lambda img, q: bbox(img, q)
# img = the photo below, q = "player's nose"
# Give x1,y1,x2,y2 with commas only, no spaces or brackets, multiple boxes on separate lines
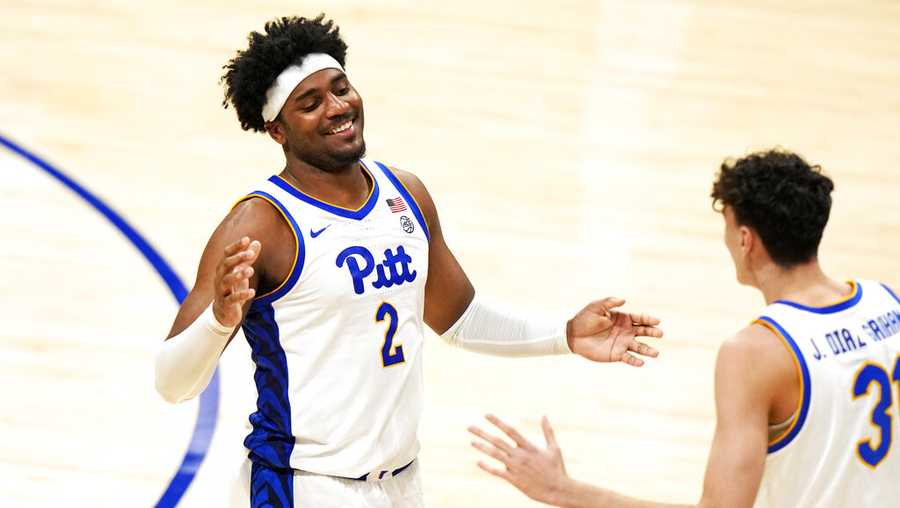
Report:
324,92,351,118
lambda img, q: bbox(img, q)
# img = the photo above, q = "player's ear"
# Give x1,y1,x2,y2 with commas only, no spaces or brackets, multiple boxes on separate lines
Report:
739,225,754,255
265,119,287,146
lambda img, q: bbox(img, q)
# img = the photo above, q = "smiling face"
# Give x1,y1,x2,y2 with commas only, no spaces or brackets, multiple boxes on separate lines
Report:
267,68,365,172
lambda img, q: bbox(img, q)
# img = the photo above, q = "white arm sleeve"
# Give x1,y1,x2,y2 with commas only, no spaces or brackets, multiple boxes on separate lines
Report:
154,305,235,404
439,295,571,357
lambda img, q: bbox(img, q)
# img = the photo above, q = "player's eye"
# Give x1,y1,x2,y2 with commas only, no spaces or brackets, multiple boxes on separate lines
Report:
333,78,352,96
301,99,320,112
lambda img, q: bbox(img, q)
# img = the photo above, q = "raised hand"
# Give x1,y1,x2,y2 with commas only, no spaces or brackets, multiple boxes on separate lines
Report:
469,414,570,506
212,236,261,327
567,297,663,366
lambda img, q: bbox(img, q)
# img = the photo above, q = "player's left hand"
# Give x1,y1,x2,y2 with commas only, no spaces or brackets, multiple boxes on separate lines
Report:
567,297,663,366
469,414,571,506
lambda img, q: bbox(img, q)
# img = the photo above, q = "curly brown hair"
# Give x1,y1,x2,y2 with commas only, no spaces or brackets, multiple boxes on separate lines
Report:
711,148,835,268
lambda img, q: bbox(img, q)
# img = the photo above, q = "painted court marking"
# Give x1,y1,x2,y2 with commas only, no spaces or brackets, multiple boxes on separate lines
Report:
0,133,219,508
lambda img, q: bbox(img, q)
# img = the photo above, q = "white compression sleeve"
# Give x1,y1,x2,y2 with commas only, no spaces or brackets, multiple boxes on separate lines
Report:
154,305,235,403
439,295,571,357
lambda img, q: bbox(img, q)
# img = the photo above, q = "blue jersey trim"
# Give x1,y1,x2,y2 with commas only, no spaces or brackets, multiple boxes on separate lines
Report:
881,283,900,306
242,302,294,470
775,281,862,314
0,133,219,508
268,163,379,220
757,316,812,454
374,161,431,242
243,191,305,305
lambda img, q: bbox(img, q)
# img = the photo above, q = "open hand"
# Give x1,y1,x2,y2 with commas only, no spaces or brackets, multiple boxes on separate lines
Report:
212,236,261,327
469,414,570,506
567,297,663,366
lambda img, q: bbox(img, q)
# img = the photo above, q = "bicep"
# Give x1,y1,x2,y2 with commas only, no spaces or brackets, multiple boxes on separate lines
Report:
697,340,771,508
423,226,474,333
699,417,768,508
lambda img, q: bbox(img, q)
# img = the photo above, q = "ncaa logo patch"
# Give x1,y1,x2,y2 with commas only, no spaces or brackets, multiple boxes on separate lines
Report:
400,215,415,234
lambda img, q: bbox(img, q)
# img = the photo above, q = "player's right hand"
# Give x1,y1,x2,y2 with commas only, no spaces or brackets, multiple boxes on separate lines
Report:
566,297,663,367
212,236,261,327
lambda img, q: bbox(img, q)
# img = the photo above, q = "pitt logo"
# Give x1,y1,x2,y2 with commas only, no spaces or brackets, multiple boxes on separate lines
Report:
336,245,417,295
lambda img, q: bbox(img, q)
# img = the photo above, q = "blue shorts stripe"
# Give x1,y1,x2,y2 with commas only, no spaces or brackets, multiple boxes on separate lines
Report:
250,462,294,508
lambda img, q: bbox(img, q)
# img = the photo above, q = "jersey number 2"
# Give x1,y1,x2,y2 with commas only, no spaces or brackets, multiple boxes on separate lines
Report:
853,355,900,468
376,302,405,367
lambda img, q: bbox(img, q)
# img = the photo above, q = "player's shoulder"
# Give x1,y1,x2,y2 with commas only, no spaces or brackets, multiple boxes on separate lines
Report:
720,323,777,361
377,163,437,220
365,158,428,200
730,319,793,353
713,322,797,403
717,321,796,377
381,164,427,195
230,193,287,227
206,193,295,253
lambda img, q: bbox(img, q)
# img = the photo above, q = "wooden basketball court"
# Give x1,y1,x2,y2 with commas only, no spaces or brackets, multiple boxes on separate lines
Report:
2,1,898,506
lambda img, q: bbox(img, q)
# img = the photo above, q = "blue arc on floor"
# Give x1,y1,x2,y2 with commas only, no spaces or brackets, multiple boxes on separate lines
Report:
0,133,219,508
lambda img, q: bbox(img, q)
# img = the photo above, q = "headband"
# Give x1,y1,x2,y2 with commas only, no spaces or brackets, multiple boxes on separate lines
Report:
261,53,344,122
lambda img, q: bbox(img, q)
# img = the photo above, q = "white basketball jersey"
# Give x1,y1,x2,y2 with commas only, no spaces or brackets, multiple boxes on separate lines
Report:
237,159,430,478
754,280,900,507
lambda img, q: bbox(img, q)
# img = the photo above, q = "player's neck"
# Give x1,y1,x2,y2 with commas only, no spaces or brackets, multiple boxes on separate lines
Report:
755,261,849,306
281,158,372,209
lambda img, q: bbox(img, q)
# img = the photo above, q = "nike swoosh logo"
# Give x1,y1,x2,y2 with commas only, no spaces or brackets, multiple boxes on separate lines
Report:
310,225,330,238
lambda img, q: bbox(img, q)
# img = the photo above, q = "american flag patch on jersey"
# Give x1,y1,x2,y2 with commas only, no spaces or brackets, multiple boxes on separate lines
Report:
386,197,408,213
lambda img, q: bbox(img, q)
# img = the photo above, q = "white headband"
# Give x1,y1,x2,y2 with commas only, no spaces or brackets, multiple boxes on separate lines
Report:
261,53,344,122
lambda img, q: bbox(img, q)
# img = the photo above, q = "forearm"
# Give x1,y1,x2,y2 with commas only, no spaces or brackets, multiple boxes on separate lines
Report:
155,305,235,403
439,295,570,357
554,478,694,508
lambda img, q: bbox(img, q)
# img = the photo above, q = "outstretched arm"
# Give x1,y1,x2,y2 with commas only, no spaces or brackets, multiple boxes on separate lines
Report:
393,168,662,364
469,325,788,507
470,414,693,508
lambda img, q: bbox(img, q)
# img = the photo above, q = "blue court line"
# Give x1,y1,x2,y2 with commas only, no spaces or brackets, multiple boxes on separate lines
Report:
0,133,220,507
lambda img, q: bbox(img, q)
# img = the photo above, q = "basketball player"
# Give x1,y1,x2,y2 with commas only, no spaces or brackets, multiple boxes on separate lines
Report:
153,15,663,507
469,149,900,507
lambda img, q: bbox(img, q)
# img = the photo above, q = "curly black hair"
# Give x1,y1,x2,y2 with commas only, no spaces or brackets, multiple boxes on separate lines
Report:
221,15,348,132
711,148,835,268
